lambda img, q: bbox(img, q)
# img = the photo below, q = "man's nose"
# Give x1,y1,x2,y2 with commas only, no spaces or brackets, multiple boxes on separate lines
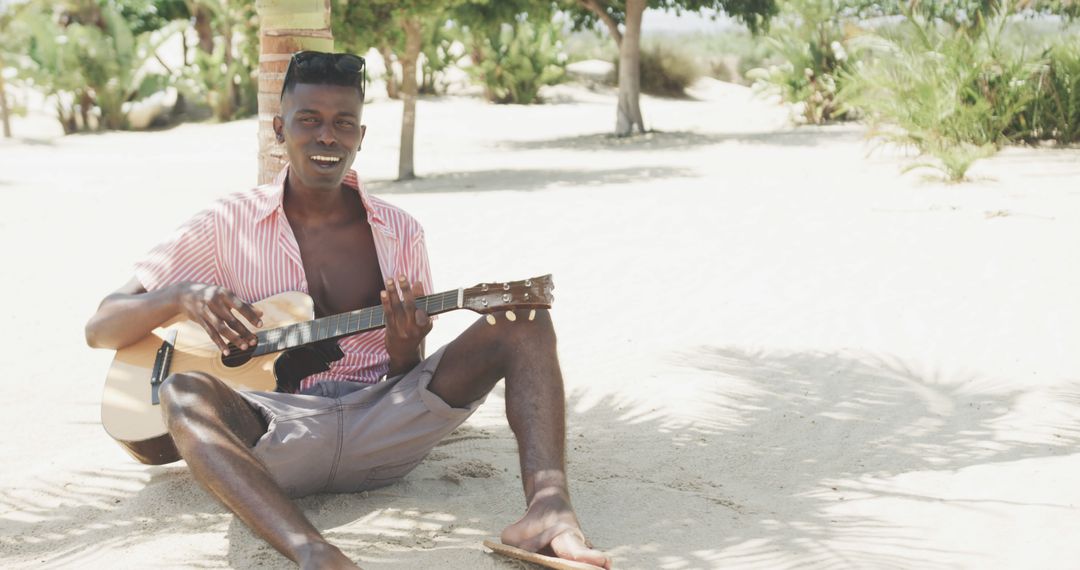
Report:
317,123,336,146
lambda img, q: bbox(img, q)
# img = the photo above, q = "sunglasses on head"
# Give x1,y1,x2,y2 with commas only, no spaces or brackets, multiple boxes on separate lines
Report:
281,51,367,98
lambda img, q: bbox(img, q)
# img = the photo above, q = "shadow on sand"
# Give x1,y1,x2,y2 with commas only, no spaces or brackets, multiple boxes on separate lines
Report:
366,166,699,195
4,347,1078,568
496,128,864,153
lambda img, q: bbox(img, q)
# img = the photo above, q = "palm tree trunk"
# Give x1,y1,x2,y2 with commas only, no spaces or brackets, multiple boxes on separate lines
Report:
255,0,334,184
615,0,645,136
397,16,422,181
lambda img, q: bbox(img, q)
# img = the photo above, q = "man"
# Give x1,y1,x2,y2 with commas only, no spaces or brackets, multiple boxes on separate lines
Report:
84,51,610,570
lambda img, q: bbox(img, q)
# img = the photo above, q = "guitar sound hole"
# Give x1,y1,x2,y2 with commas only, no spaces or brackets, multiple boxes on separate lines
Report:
221,346,255,368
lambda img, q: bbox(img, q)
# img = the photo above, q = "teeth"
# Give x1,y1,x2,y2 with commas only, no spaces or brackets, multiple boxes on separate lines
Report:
311,155,341,163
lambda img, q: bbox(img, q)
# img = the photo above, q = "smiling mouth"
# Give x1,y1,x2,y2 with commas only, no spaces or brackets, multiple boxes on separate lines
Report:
310,154,343,168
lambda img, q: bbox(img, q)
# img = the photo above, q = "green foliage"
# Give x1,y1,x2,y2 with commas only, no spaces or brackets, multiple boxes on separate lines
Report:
114,0,189,35
18,0,181,131
467,19,567,104
842,7,1045,180
178,0,258,121
1014,41,1080,143
420,19,464,95
563,0,779,35
747,0,859,124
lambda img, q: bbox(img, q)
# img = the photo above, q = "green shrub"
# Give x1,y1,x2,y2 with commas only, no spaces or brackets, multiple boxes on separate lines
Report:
843,9,1046,180
420,20,463,95
1014,42,1080,143
747,0,859,124
467,19,566,105
19,0,181,131
633,41,704,97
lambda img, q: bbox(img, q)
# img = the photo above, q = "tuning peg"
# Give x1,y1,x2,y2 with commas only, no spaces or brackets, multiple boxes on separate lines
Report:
505,310,516,321
486,314,497,325
528,309,536,321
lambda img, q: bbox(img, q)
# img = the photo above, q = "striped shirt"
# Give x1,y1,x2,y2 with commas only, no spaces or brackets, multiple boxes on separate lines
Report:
134,165,433,391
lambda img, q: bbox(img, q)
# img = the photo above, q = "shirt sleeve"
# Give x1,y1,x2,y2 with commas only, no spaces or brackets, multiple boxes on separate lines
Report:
408,228,435,299
134,208,221,292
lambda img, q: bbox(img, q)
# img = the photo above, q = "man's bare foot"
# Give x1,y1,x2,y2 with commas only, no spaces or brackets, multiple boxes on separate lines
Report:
501,488,612,569
297,541,361,570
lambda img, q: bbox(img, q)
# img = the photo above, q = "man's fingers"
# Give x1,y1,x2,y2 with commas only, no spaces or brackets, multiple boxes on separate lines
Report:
380,288,395,327
415,309,432,329
386,278,405,317
211,303,256,346
206,310,248,350
227,293,263,328
196,316,229,355
399,276,418,313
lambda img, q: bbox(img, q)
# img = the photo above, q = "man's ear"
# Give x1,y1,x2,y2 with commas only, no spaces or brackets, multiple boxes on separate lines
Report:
358,124,367,151
273,115,284,142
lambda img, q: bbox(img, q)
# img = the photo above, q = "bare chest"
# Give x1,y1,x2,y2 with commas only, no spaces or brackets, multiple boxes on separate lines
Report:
290,219,385,317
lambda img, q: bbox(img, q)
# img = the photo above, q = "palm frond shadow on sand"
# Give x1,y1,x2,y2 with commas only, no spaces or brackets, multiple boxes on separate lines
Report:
5,347,1077,569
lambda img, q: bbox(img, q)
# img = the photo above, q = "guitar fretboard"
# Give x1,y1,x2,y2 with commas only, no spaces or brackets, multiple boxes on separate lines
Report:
251,290,460,356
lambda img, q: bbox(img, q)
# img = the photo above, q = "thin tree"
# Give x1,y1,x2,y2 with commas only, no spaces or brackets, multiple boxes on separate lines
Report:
255,0,335,184
335,1,446,181
565,0,777,136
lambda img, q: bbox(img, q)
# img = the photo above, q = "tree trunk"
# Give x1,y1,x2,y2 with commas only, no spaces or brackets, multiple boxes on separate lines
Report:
379,42,399,99
470,38,494,102
193,6,215,54
255,0,334,185
0,55,11,139
397,16,422,181
219,17,236,121
615,0,645,136
579,0,622,47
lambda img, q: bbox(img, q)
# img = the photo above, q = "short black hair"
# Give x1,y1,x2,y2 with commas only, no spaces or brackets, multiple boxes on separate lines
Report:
280,51,366,101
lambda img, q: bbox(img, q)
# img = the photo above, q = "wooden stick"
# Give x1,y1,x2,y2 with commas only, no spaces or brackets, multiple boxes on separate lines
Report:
483,539,608,570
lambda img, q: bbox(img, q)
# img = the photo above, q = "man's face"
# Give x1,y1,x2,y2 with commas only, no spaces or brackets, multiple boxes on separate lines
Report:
274,83,366,191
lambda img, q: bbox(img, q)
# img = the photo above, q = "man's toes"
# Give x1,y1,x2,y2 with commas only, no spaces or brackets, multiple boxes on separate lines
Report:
550,530,611,569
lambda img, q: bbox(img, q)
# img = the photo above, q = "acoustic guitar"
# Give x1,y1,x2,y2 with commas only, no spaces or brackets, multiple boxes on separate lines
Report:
101,275,554,465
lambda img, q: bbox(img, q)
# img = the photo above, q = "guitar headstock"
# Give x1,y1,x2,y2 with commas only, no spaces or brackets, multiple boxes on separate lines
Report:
462,275,554,314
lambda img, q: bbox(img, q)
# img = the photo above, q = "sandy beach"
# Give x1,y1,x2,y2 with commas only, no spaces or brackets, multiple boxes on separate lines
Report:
1,78,1079,569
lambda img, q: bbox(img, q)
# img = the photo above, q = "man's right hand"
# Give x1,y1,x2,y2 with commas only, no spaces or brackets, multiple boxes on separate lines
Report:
176,283,264,355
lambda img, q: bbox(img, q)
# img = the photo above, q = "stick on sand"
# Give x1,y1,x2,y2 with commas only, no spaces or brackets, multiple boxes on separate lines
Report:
483,539,609,570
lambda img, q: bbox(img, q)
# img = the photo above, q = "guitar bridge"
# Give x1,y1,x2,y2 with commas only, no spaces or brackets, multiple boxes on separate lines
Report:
149,330,178,405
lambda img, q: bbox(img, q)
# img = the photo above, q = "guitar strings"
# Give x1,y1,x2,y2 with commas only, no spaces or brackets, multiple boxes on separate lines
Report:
174,291,462,354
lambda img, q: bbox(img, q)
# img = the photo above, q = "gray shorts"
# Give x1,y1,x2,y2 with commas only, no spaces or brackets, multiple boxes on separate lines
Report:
238,347,484,498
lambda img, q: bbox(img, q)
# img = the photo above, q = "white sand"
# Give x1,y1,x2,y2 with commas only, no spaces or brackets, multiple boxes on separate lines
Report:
1,79,1079,569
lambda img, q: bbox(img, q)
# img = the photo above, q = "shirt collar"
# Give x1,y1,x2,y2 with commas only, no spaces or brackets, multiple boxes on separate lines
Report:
255,164,391,235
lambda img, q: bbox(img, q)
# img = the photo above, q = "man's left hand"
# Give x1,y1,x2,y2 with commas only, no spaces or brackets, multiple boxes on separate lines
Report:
382,275,432,375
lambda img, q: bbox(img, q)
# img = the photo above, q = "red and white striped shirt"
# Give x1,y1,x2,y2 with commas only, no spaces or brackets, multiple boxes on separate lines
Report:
134,165,433,391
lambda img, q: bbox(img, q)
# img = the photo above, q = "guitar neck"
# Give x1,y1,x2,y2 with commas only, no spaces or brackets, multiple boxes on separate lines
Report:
251,289,461,356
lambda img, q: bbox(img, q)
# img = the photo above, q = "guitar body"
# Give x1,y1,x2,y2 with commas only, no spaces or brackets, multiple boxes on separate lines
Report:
101,291,315,465
98,275,555,466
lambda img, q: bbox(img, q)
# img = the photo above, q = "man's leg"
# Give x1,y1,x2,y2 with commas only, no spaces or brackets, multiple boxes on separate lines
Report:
159,372,358,570
427,309,611,569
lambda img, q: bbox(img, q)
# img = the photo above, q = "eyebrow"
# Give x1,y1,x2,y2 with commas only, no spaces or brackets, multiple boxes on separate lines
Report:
294,109,359,118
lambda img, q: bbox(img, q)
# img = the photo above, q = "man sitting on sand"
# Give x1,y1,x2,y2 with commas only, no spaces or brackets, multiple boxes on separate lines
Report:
84,50,610,570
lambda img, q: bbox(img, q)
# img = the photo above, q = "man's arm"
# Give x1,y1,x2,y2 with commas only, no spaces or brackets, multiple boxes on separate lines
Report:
85,277,263,353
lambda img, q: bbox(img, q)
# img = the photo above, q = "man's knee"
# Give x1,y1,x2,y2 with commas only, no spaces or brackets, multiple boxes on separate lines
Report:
159,371,219,421
496,308,556,348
